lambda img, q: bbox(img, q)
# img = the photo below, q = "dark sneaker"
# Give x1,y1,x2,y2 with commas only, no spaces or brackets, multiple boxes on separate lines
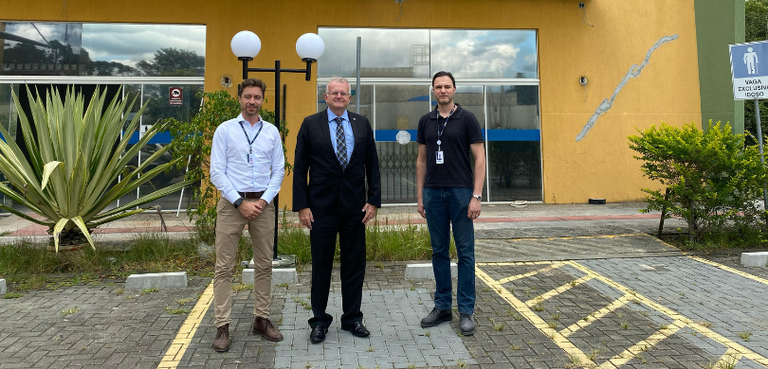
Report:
421,308,452,328
459,313,475,336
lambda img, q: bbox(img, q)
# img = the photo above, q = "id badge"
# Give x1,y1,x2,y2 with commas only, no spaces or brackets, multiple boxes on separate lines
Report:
247,154,254,164
435,150,444,164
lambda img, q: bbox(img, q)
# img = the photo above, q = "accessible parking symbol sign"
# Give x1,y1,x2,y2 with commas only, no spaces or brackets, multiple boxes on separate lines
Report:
730,41,768,100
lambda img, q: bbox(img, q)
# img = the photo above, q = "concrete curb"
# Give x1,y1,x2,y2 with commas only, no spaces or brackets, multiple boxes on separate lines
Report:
125,271,188,290
741,252,768,267
405,262,457,279
241,268,298,285
0,279,6,295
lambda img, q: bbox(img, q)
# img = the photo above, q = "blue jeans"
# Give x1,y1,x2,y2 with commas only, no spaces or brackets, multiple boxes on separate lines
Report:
423,187,476,314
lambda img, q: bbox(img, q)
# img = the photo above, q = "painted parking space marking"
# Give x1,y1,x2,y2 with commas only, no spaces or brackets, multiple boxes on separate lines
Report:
158,281,215,369
689,255,768,285
559,294,633,338
499,261,564,284
475,265,597,367
525,274,593,307
477,259,768,368
598,320,685,369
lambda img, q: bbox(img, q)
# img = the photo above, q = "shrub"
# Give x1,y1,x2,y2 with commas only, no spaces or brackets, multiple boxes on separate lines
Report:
628,121,768,242
0,86,194,251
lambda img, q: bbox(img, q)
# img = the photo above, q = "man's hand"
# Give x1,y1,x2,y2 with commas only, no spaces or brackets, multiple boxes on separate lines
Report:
298,208,314,230
238,199,264,220
417,200,426,219
362,204,378,224
467,197,481,220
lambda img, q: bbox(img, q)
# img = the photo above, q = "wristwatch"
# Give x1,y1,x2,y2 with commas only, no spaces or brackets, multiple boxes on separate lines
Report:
472,194,482,201
233,197,244,208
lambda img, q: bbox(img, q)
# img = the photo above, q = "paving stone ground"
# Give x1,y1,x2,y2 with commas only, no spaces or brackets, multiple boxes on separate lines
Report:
2,203,768,369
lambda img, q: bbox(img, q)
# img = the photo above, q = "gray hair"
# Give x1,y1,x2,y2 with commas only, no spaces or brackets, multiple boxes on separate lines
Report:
325,77,351,95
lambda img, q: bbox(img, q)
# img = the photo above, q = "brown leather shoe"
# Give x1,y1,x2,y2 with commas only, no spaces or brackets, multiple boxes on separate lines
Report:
252,317,283,342
212,324,230,352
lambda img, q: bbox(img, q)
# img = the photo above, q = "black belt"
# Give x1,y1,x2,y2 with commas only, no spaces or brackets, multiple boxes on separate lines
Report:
238,191,264,199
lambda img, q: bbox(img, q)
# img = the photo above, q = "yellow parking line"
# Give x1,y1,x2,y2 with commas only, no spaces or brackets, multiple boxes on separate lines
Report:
560,294,633,338
525,275,593,306
566,261,768,367
477,261,557,266
157,281,215,369
598,320,685,369
498,262,565,284
714,348,743,369
476,266,596,367
504,233,649,242
688,256,768,285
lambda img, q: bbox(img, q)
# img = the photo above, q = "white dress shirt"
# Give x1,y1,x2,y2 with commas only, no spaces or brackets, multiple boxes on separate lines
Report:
210,113,285,205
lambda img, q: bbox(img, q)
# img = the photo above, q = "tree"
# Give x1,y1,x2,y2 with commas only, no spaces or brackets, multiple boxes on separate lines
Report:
136,48,205,76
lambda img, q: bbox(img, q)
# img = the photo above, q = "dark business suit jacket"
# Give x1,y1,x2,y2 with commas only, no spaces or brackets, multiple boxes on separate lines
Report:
293,110,381,215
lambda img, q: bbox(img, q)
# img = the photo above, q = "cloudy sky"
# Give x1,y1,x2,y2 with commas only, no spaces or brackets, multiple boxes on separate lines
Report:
317,28,537,79
4,22,206,68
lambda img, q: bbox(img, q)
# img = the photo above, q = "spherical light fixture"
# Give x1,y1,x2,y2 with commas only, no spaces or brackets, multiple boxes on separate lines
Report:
296,33,325,62
230,31,261,59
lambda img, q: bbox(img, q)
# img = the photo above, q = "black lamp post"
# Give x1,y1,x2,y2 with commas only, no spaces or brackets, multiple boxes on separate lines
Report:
230,31,325,260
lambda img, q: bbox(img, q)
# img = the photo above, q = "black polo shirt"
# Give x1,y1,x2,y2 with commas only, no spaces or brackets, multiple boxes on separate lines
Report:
417,103,484,188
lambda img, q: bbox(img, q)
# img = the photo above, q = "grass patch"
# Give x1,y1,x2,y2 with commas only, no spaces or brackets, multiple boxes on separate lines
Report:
738,331,752,341
0,218,442,293
61,306,79,316
231,283,252,292
663,226,768,252
3,292,23,299
166,306,192,315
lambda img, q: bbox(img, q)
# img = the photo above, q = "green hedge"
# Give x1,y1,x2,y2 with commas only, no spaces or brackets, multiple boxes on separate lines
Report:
628,121,768,242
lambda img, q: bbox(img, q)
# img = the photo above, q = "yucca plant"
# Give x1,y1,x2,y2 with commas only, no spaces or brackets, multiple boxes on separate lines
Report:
0,85,196,252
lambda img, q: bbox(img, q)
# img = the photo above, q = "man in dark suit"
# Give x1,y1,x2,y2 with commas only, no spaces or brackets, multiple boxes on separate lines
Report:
293,76,381,344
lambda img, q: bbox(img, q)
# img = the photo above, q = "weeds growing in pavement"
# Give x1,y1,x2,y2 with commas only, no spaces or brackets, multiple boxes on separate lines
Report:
738,331,752,341
231,283,252,293
61,306,79,316
166,307,191,315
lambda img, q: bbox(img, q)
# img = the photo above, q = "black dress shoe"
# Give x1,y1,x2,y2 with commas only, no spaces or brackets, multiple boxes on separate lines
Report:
341,322,370,337
309,326,328,344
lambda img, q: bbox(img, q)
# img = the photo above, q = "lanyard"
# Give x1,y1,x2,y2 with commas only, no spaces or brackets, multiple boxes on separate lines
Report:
436,104,456,150
239,121,264,155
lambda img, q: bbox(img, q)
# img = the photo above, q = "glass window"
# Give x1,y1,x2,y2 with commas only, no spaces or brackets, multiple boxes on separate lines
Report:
452,84,485,130
1,22,205,77
374,85,429,131
317,27,541,204
431,29,538,79
317,83,372,118
138,84,202,209
486,85,541,202
318,28,430,78
377,142,419,203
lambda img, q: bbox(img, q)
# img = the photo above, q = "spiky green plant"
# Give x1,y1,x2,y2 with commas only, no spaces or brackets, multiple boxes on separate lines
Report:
0,85,195,251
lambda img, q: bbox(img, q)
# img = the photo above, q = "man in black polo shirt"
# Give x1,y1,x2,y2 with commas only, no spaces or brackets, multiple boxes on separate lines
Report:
416,71,486,336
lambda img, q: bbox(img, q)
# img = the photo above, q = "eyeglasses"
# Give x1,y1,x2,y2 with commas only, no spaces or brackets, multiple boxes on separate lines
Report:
328,91,350,97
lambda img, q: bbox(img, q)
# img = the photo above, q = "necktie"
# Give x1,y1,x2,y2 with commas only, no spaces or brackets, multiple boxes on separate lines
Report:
334,117,349,170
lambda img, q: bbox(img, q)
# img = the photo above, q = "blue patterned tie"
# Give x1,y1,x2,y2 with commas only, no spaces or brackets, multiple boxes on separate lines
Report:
334,117,349,170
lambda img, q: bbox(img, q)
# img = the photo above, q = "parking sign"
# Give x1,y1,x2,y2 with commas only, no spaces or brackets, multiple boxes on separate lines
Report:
730,41,768,100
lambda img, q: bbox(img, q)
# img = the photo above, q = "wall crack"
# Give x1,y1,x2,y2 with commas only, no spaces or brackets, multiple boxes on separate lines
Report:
576,34,679,142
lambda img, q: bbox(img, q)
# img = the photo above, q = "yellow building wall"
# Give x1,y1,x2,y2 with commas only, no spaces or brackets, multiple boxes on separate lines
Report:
1,0,701,205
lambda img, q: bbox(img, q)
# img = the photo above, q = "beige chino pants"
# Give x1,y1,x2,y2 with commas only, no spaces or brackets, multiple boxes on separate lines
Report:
213,197,275,327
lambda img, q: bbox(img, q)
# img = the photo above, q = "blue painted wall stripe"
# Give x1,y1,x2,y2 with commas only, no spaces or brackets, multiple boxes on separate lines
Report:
374,129,540,142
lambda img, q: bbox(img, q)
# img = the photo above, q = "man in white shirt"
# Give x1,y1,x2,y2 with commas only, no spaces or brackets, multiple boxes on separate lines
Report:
209,78,286,352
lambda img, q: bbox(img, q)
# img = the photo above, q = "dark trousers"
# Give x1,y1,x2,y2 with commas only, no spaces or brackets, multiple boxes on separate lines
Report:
308,213,366,328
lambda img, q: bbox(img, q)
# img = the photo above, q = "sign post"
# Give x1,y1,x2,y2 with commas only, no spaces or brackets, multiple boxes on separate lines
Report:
730,41,768,210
